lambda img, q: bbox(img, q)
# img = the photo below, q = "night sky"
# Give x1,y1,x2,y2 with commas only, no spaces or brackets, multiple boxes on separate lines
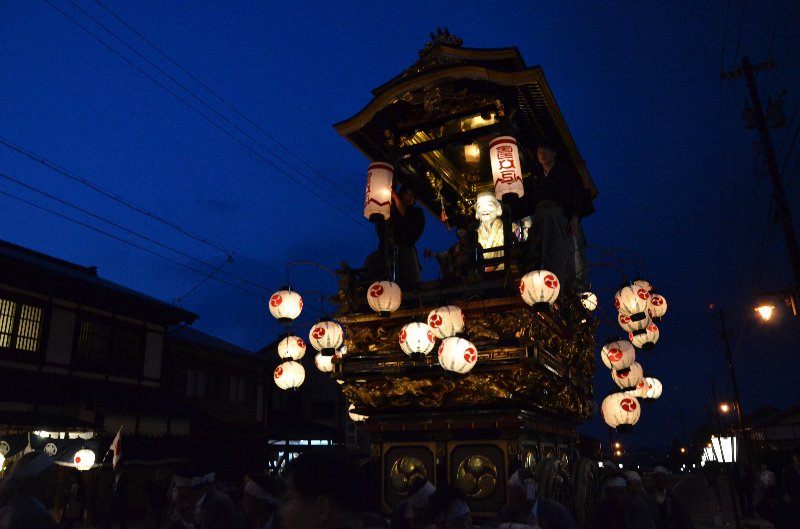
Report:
2,1,799,450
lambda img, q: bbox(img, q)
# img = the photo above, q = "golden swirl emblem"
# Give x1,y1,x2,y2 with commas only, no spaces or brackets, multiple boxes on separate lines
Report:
455,455,497,499
390,457,428,495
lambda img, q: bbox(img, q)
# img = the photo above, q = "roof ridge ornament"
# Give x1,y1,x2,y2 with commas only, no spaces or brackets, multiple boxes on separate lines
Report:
419,27,463,56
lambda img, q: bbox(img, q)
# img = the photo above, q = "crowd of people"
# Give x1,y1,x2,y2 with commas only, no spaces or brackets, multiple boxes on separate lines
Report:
3,448,800,529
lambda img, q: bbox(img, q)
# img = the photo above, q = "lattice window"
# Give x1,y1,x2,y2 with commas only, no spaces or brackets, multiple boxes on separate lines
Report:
0,297,43,352
77,317,112,364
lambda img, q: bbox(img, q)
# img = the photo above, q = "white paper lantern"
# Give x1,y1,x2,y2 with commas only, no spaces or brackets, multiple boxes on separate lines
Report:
614,285,650,321
399,322,436,357
520,270,560,310
427,305,465,339
580,292,598,311
629,322,659,350
277,334,306,360
73,448,95,471
367,281,402,315
625,378,650,398
438,337,478,374
648,293,668,321
363,162,393,221
489,136,524,200
611,362,644,389
309,319,344,354
348,403,368,422
617,312,651,333
644,377,663,399
601,393,641,429
600,340,636,370
274,360,305,390
268,289,303,324
314,352,341,373
632,279,653,292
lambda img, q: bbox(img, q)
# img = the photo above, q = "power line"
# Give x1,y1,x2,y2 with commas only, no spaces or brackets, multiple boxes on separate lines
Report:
0,187,265,299
0,136,232,256
732,0,748,67
90,0,360,206
41,0,367,229
0,169,273,294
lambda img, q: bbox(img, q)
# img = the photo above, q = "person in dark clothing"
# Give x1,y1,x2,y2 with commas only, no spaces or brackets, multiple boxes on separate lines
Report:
734,464,756,519
591,474,653,529
59,474,85,528
756,485,792,528
519,143,593,292
168,462,240,529
649,467,692,529
0,451,60,529
491,469,577,529
390,186,425,289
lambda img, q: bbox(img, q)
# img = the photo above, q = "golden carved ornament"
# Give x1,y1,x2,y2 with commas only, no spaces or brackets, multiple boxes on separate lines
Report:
456,455,498,499
390,457,428,496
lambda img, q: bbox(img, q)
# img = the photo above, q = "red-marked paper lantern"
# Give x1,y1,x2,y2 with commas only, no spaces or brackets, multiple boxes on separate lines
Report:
581,292,598,311
520,270,560,311
277,334,306,361
309,319,344,355
438,337,478,374
629,322,659,350
644,377,663,399
399,322,436,357
73,448,96,471
314,352,340,373
489,136,524,200
274,360,305,390
367,281,402,316
602,393,641,429
600,339,635,370
648,293,668,321
611,362,644,389
615,285,650,321
364,162,393,222
617,312,652,334
625,378,650,398
427,305,465,339
268,289,303,324
632,279,653,293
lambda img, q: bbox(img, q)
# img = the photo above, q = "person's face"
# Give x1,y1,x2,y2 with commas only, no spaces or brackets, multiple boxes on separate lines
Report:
401,189,416,207
475,196,501,222
537,146,556,167
278,475,321,529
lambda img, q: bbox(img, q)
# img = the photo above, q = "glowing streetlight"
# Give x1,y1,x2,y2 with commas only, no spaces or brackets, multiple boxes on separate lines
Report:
679,447,686,454
755,304,775,321
720,403,730,413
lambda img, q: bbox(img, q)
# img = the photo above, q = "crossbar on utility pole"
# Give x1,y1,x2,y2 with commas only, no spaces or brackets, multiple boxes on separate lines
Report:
721,57,800,288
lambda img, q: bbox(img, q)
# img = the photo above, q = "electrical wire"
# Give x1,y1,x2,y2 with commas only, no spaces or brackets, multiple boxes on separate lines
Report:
90,0,359,205
732,0,748,67
0,188,265,299
40,0,368,230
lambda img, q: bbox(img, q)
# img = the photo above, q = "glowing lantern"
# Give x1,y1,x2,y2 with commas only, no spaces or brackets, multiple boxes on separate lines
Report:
309,319,344,355
399,322,436,357
274,360,305,390
277,334,306,360
427,305,465,339
617,312,651,333
268,288,303,324
314,352,339,373
629,322,659,350
632,279,653,292
648,293,668,321
348,403,368,422
614,285,650,321
625,378,650,398
611,362,644,389
600,339,635,370
580,292,598,311
489,136,524,200
363,162,393,222
367,281,402,316
73,448,96,471
464,144,481,164
520,270,560,311
438,337,478,374
601,393,641,429
644,377,663,399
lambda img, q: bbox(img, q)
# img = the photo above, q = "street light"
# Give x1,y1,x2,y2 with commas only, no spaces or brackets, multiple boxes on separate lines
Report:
754,304,775,322
720,403,731,413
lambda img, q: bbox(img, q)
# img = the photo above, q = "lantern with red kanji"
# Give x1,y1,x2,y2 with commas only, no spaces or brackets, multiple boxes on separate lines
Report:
277,334,306,361
602,392,642,429
629,322,659,350
611,361,644,389
268,288,303,324
520,270,560,311
600,339,635,370
274,360,305,390
438,337,478,374
427,305,465,339
644,377,663,399
615,285,650,321
366,281,402,316
399,322,436,357
308,318,344,355
489,136,524,200
648,293,668,322
363,162,393,222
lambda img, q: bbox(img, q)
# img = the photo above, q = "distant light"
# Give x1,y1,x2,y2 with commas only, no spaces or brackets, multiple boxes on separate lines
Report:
720,403,730,413
598,461,604,468
613,442,621,449
755,304,775,321
680,447,686,454
619,464,624,469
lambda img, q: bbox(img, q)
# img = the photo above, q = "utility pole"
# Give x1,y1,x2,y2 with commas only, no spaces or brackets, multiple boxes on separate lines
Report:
722,57,800,293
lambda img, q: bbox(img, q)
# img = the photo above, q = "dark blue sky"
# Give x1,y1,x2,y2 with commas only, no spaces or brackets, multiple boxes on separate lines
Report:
2,1,799,449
